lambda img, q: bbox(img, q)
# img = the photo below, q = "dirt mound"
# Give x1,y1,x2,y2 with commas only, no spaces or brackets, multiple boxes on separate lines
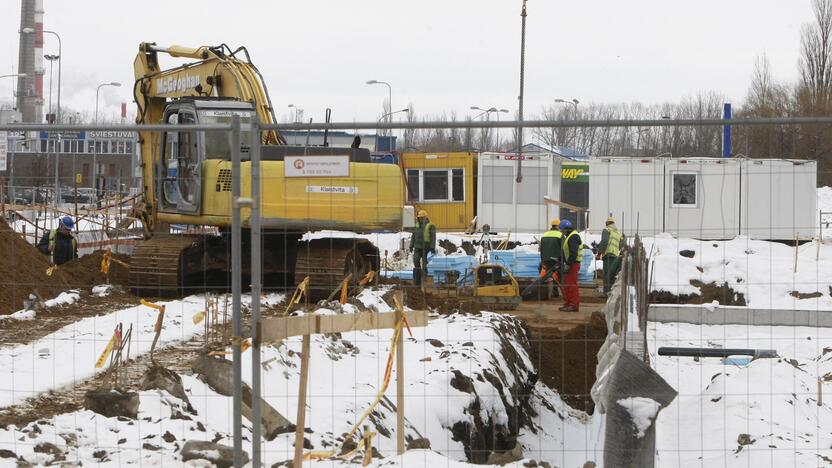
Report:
649,280,746,306
59,250,130,289
0,220,69,315
528,311,607,413
403,287,482,314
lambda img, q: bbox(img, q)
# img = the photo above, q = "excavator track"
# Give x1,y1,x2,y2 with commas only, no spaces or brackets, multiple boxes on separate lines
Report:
295,238,380,299
129,235,202,297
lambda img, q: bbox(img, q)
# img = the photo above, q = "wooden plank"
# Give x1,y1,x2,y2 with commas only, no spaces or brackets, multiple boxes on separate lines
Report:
293,334,311,468
396,306,405,454
260,310,428,342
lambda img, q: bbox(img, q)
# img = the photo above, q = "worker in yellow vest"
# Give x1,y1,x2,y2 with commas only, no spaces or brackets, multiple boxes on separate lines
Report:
597,215,622,295
559,219,582,312
37,216,78,265
539,219,563,297
409,210,436,286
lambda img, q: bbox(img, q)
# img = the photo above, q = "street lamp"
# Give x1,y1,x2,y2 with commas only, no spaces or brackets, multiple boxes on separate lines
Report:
0,73,26,103
22,28,62,123
94,82,121,196
288,104,303,123
470,106,509,151
377,107,409,123
44,55,59,121
554,98,579,115
366,80,393,134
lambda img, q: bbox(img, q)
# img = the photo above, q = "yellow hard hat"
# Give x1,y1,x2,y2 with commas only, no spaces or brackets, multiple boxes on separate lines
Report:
606,216,615,225
417,210,428,218
550,218,560,227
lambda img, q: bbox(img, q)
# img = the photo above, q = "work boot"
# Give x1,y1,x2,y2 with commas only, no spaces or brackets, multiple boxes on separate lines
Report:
561,305,579,312
558,305,570,311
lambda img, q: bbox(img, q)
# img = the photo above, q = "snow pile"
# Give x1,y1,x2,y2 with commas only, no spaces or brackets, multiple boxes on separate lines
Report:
616,397,660,438
820,186,832,239
0,289,599,466
644,234,832,309
650,321,832,467
0,293,282,408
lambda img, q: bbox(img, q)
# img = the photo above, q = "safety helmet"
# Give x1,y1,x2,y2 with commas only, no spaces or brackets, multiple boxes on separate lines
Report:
417,210,428,218
606,215,615,225
550,218,560,228
559,219,572,230
60,216,75,230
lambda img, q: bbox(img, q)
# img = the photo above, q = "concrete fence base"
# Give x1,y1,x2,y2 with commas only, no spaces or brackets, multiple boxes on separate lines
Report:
649,304,832,327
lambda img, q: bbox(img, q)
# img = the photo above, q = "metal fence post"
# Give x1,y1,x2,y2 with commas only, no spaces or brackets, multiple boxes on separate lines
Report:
230,115,243,467
250,115,263,466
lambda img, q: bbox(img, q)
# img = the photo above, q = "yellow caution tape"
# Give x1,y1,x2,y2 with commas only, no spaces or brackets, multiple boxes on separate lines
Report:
95,332,118,369
192,311,206,325
46,266,57,276
100,251,111,274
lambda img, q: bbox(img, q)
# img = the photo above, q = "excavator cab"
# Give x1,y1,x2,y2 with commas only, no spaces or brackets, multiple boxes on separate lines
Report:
158,100,253,215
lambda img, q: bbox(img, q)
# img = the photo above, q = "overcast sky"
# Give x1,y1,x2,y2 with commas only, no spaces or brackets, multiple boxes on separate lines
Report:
0,0,815,123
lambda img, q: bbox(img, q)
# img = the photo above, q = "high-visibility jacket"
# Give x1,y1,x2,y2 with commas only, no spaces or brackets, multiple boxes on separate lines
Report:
411,219,436,251
539,229,563,263
602,226,622,257
562,230,583,264
42,228,77,265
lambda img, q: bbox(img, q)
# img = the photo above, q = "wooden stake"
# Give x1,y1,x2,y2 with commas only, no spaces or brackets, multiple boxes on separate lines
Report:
395,290,406,455
819,378,823,407
294,334,311,467
794,232,799,273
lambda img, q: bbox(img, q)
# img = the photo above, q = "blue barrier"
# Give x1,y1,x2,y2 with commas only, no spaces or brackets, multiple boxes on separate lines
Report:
488,251,541,278
426,255,478,286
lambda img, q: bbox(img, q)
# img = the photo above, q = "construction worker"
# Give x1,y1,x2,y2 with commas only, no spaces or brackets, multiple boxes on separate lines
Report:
597,215,623,295
37,216,77,266
539,218,563,297
409,210,436,286
559,219,582,312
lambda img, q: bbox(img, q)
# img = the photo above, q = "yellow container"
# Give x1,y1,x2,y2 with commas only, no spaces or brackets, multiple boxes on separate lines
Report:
400,152,477,230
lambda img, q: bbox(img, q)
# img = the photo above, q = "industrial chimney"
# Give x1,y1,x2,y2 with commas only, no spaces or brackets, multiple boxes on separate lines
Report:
16,0,44,123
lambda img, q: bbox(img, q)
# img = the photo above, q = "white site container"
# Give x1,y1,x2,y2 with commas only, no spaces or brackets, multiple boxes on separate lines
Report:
588,157,816,240
741,159,817,240
663,158,741,238
477,152,562,232
588,157,663,235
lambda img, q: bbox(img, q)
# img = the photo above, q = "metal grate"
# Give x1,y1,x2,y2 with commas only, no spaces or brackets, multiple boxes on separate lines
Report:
216,169,232,192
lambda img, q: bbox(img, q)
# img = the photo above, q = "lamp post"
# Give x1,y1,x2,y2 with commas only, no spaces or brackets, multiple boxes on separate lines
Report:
366,80,392,135
94,82,121,195
22,28,61,123
0,73,26,105
44,55,58,121
554,98,579,115
376,108,409,152
287,104,303,124
554,98,580,148
470,106,509,151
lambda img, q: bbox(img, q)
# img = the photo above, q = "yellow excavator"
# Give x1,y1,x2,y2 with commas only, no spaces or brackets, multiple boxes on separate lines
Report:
130,43,405,296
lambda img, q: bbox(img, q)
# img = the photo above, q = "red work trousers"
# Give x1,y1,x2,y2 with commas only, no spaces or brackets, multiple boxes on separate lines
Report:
562,262,581,308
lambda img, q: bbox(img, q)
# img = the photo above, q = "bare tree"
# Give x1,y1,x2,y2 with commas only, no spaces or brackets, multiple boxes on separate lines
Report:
800,0,832,104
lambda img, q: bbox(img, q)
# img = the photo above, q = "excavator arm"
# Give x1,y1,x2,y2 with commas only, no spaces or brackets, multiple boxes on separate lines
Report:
132,42,284,232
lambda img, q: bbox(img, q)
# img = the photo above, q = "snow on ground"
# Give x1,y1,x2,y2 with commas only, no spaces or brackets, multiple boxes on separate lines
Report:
649,321,832,467
0,289,599,466
820,186,832,239
0,293,283,409
643,234,832,310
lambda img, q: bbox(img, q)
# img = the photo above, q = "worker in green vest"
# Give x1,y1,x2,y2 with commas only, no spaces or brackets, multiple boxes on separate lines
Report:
37,216,78,265
539,218,563,297
409,210,436,286
597,215,623,295
559,219,583,312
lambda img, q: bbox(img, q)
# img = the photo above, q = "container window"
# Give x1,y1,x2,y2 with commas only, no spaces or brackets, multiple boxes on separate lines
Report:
672,172,697,207
406,169,420,201
482,166,512,203
516,166,546,204
452,169,464,201
423,170,449,201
